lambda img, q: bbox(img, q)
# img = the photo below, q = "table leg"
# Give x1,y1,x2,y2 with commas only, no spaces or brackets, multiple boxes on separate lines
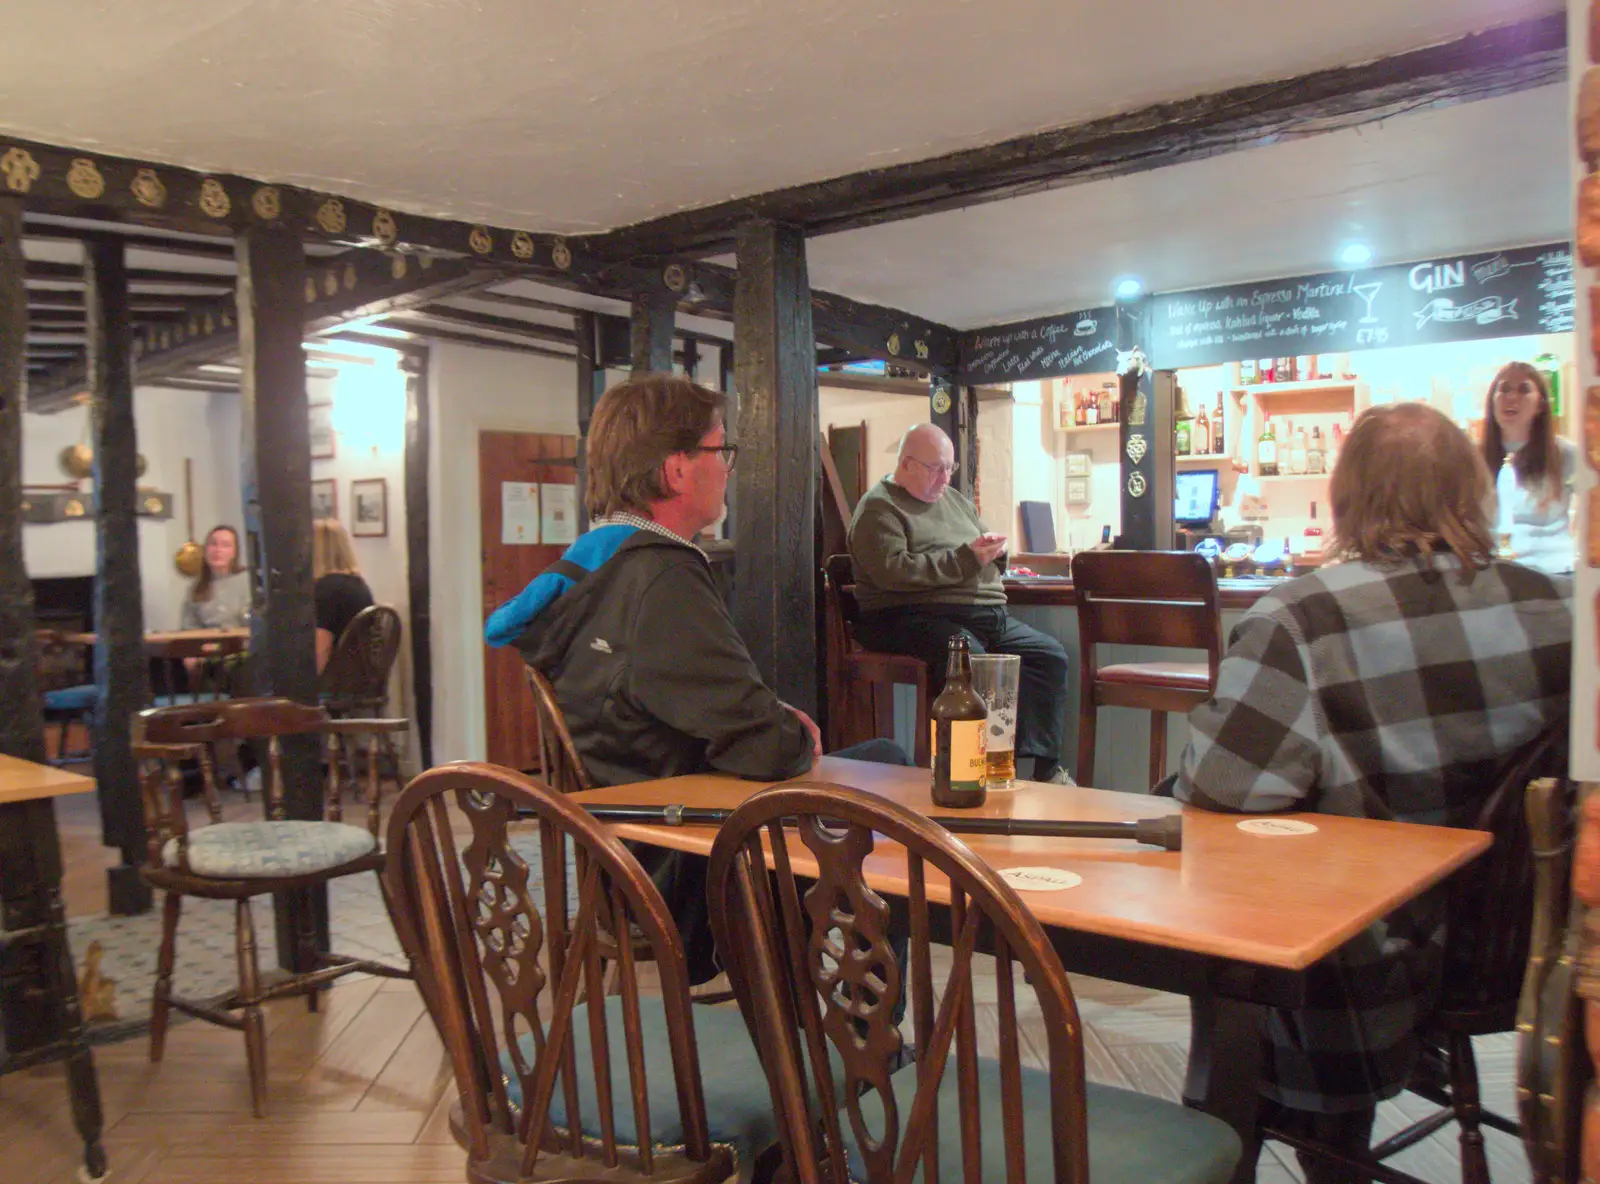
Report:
1185,995,1265,1184
49,887,107,1180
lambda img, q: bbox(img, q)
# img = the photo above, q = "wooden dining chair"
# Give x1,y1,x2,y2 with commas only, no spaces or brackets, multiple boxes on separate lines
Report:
34,628,95,766
382,762,783,1184
705,782,1243,1184
1262,723,1573,1184
823,554,930,765
135,696,413,1116
149,631,251,707
524,666,592,792
1070,550,1222,788
317,604,404,718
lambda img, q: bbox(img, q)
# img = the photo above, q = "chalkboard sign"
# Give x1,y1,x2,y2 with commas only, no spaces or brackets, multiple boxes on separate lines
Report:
1146,242,1573,370
960,306,1116,383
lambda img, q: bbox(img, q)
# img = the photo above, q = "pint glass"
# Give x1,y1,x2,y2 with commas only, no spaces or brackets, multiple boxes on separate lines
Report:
969,654,1021,789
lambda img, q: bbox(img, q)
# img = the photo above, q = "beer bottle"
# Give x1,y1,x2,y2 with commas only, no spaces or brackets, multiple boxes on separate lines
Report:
931,635,988,808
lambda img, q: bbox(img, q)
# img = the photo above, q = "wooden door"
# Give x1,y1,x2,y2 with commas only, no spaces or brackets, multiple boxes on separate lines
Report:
479,430,578,770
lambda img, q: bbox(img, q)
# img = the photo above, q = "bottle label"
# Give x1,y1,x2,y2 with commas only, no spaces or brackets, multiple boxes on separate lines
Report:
932,718,987,792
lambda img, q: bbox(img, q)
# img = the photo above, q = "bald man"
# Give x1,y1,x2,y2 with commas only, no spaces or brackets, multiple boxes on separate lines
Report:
847,423,1071,783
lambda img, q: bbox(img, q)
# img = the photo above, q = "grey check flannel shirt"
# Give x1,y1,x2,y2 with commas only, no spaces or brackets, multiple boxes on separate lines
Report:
1173,553,1571,1112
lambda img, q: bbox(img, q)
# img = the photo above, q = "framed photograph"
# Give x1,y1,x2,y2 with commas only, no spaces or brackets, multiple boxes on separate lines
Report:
1064,450,1093,478
310,478,337,520
1065,477,1091,506
350,478,388,538
308,402,336,461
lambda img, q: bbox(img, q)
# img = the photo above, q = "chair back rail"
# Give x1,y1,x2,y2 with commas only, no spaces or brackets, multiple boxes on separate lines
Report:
1069,551,1223,672
318,605,404,715
824,554,862,632
382,763,725,1181
524,667,593,793
707,782,1091,1184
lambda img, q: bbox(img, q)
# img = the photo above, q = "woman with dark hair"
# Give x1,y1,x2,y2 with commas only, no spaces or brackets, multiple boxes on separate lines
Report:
179,525,249,629
1481,361,1577,574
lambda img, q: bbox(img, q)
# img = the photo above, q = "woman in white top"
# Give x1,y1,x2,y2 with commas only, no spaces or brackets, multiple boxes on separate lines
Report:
1481,361,1576,575
180,525,251,629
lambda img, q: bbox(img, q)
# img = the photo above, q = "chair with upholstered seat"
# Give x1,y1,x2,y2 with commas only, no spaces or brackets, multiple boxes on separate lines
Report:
317,604,403,718
135,696,412,1116
823,554,930,765
706,782,1243,1184
383,762,782,1184
1070,550,1222,788
35,629,95,766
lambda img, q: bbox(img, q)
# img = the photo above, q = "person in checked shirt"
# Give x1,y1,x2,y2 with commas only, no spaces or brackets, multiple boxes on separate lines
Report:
1167,401,1571,1183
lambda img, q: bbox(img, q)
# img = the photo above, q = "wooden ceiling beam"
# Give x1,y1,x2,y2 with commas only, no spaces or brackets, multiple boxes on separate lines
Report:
577,13,1567,258
372,319,577,361
396,303,577,346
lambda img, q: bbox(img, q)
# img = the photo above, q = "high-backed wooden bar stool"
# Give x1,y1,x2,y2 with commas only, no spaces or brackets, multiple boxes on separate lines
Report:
1070,550,1222,788
823,554,930,765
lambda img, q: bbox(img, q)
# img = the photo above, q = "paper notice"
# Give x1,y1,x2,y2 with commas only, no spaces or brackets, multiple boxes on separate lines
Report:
501,482,540,545
541,483,578,545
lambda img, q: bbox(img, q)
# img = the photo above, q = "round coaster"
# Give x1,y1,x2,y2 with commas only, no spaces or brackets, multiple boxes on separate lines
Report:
997,866,1083,892
1236,818,1319,836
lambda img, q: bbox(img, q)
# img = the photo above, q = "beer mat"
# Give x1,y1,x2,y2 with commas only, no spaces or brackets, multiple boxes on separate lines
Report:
997,866,1082,892
1236,818,1318,836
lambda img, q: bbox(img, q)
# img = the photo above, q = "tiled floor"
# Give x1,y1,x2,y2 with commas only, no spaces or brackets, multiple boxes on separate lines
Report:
14,783,1532,1183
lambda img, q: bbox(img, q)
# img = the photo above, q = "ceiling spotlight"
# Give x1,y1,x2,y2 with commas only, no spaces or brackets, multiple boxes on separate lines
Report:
1114,277,1142,300
1339,243,1373,268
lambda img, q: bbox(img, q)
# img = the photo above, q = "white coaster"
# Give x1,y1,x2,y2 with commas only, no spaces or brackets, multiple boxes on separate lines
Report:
1236,818,1319,836
997,866,1083,892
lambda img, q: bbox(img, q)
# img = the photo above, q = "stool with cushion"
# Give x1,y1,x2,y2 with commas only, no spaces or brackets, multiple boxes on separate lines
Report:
823,554,930,765
1070,550,1222,789
136,696,412,1116
706,782,1242,1184
35,629,94,766
383,762,779,1183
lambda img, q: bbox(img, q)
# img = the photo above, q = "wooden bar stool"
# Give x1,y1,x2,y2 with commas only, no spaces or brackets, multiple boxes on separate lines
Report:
1070,550,1222,789
823,554,930,765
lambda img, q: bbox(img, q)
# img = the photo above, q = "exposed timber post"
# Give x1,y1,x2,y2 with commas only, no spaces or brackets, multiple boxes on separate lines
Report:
401,348,433,769
629,281,675,374
574,311,607,533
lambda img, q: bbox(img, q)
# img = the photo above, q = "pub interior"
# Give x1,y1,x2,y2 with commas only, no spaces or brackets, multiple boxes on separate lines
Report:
1,4,1598,1184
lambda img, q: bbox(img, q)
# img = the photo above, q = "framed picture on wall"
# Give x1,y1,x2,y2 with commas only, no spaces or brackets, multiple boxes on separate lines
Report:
308,402,336,461
310,478,337,520
350,478,388,538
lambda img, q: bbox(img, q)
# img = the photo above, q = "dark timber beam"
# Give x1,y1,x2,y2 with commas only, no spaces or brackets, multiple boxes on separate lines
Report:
236,225,323,971
629,281,675,374
732,220,817,714
85,238,151,915
574,311,605,533
580,14,1567,257
403,303,576,347
401,350,434,769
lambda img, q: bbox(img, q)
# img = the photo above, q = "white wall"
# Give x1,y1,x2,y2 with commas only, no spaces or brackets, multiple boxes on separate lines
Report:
429,343,579,763
817,384,928,494
22,386,243,631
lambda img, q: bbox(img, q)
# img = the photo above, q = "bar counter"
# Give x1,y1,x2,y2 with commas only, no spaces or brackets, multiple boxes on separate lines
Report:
1002,574,1287,611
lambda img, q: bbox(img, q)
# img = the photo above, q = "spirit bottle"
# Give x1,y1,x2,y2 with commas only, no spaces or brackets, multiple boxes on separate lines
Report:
1213,395,1225,453
1303,501,1324,555
1074,392,1086,426
1287,423,1308,475
1306,426,1325,475
1194,406,1210,455
1257,415,1279,477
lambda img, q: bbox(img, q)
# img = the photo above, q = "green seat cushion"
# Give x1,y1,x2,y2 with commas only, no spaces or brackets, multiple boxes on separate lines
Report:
505,996,777,1177
843,1054,1241,1184
161,820,376,878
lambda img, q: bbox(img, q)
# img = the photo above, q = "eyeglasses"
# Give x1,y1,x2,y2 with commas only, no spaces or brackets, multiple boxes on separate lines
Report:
689,443,739,472
906,455,959,477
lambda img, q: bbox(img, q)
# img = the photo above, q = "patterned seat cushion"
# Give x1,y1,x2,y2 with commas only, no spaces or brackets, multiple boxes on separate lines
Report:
43,684,96,712
161,821,377,878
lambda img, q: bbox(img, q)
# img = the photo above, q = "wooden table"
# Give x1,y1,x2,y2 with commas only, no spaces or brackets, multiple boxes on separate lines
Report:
0,755,106,1181
62,626,251,656
573,756,1491,1183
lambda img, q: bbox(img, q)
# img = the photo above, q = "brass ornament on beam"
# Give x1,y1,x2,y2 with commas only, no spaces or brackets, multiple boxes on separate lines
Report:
198,178,231,218
131,168,166,208
304,277,317,303
66,158,105,199
914,340,929,360
1125,434,1148,464
931,388,952,415
1127,471,1147,498
551,239,572,270
390,253,408,279
886,332,901,356
511,231,534,260
468,225,493,255
372,209,398,246
251,186,282,221
343,262,357,290
0,147,40,193
663,263,687,292
419,254,433,270
322,270,339,297
315,198,347,234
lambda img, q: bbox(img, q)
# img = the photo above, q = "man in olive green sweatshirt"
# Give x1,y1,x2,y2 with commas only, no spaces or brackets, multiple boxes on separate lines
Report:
847,423,1071,783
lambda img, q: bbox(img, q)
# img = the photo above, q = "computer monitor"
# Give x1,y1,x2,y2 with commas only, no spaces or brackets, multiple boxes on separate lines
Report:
1174,469,1220,527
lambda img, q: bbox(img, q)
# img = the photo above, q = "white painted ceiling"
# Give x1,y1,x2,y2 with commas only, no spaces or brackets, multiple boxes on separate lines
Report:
0,0,1562,237
804,84,1571,328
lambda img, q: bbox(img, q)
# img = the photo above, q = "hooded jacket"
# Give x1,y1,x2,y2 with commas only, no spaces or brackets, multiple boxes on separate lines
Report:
490,527,812,788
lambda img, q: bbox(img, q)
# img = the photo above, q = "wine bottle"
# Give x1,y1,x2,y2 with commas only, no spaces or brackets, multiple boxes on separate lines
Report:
1257,415,1279,477
1195,406,1210,455
1303,501,1324,555
931,635,987,808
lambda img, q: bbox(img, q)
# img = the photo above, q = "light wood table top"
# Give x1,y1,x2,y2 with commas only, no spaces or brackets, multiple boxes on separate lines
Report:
572,756,1491,973
62,628,250,655
0,754,95,806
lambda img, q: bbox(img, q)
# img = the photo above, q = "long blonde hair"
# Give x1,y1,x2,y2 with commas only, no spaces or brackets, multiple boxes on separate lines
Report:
312,517,361,579
1328,403,1493,571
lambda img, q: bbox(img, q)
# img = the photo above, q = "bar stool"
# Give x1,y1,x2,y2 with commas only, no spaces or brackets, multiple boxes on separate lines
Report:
1070,550,1222,789
823,554,930,765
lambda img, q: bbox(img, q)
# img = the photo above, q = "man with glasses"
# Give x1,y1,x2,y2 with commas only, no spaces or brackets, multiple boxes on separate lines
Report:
849,423,1072,783
485,373,904,981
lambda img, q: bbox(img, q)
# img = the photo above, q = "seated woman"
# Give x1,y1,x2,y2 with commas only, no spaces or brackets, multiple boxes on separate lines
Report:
180,525,249,629
1168,403,1571,1182
313,517,374,673
1481,360,1577,575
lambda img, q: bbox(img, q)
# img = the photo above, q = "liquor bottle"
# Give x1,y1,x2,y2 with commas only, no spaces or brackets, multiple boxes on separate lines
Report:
1533,351,1562,419
930,635,987,808
1305,354,1320,381
1303,501,1324,554
1276,356,1296,383
1257,415,1279,477
1098,384,1115,424
1213,395,1225,453
1239,359,1258,386
1194,406,1210,455
1259,358,1275,383
1074,391,1085,426
1174,393,1192,456
1306,426,1326,475
1296,356,1312,383
1288,423,1307,475
1084,392,1098,426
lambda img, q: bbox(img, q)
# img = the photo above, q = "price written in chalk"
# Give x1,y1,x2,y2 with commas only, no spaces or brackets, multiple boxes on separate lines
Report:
1355,327,1390,346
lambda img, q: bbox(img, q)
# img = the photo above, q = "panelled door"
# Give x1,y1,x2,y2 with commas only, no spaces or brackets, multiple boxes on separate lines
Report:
478,430,578,770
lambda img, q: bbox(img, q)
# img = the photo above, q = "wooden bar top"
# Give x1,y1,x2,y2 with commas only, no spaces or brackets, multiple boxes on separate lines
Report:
0,754,95,806
572,756,1490,972
62,628,250,654
1003,575,1283,611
